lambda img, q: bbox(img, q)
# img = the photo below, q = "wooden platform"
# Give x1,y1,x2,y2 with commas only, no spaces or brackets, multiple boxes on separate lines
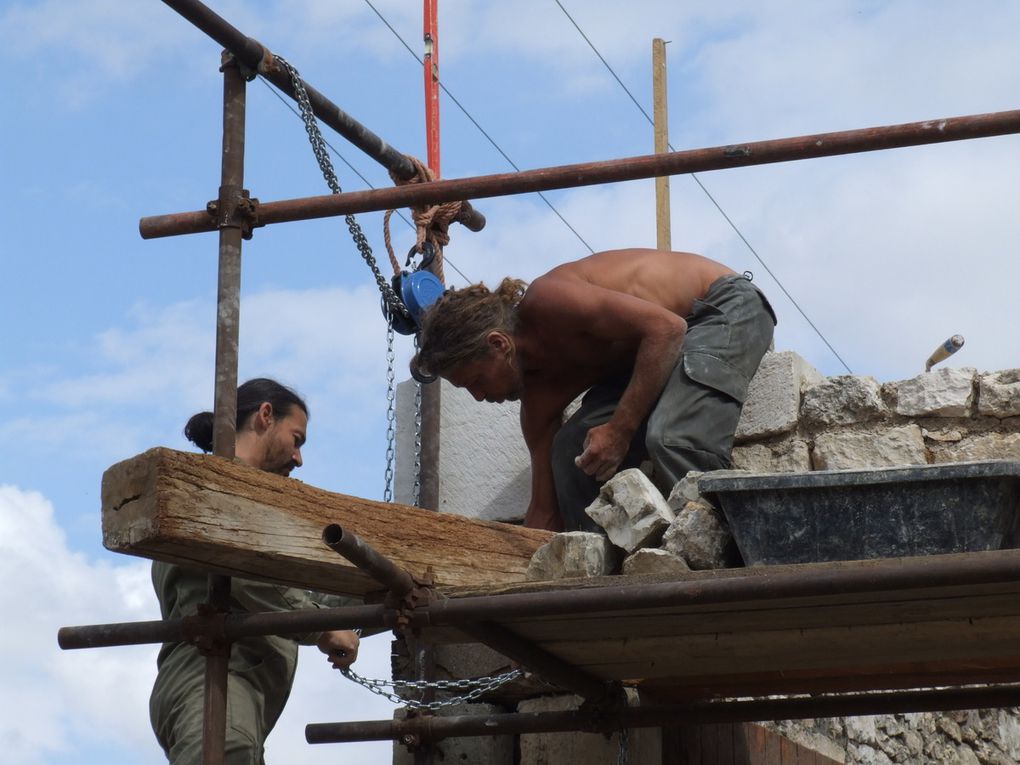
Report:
101,448,1020,706
436,552,1020,700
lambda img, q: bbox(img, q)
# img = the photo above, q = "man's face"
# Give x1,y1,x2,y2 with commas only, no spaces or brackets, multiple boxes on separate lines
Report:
446,348,522,404
258,407,308,476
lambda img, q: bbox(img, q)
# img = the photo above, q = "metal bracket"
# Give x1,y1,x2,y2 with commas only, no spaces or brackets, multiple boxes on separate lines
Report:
207,188,261,240
183,605,230,656
387,567,436,637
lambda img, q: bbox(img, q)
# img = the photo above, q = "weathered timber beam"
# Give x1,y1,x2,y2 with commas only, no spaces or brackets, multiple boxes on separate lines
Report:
101,447,551,597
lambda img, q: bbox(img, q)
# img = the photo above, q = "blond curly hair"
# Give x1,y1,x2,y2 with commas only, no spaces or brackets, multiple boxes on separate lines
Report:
411,277,528,379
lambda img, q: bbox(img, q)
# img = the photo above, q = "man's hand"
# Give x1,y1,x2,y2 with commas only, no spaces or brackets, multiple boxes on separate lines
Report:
575,423,631,483
316,630,360,670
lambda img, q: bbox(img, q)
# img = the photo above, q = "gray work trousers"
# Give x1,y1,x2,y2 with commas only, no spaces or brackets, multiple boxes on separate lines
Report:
552,274,776,532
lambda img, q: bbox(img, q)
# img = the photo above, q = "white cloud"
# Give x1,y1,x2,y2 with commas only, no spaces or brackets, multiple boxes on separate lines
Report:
0,484,399,765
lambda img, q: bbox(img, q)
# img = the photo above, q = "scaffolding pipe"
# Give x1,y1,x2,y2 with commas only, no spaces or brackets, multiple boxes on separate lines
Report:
305,685,1020,744
59,549,1020,650
140,108,1020,239
159,0,484,232
322,524,415,598
58,604,389,651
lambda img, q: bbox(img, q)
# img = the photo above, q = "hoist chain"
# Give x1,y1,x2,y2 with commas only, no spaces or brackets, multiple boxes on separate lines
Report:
383,323,397,502
276,56,410,322
412,381,423,507
343,667,523,712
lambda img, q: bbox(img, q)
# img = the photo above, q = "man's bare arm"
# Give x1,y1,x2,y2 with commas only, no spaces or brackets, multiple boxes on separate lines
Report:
524,276,687,481
521,403,565,532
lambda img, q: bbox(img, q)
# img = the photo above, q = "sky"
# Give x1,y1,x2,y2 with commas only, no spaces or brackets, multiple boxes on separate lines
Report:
2,1,1019,763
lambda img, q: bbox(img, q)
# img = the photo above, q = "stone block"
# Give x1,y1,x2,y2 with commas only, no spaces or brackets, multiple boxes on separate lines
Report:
526,532,618,581
518,692,661,765
931,432,1020,463
585,469,673,553
731,439,812,473
666,471,705,508
736,351,824,441
801,375,887,426
661,499,734,569
811,425,927,470
621,547,690,576
393,703,513,765
888,367,976,417
979,369,1020,418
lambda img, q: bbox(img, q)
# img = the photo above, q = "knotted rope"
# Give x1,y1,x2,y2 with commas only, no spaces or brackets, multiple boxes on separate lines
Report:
384,155,466,283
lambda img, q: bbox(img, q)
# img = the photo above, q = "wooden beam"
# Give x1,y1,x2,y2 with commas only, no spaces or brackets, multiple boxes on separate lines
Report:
101,447,551,597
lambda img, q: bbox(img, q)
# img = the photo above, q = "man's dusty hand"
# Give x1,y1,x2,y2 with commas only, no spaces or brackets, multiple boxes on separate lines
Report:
575,423,630,483
317,629,360,670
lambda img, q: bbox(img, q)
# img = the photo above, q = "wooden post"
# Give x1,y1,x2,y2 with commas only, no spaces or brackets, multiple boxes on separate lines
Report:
652,38,671,251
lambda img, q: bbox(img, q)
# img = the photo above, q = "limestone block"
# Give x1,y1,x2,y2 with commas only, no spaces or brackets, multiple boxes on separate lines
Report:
800,375,887,426
518,692,661,765
395,380,530,522
979,369,1020,418
666,471,705,508
731,439,812,473
585,469,673,553
811,425,927,470
931,432,1020,463
393,703,513,765
661,499,734,570
888,367,976,417
736,351,824,441
621,547,690,576
526,532,618,581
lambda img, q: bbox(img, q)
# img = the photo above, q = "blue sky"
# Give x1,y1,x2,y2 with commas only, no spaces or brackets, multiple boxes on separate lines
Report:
3,1,1019,763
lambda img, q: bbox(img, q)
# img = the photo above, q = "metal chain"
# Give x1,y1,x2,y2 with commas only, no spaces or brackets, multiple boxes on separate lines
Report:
342,667,523,712
276,55,409,321
412,381,423,506
618,726,629,765
383,323,397,502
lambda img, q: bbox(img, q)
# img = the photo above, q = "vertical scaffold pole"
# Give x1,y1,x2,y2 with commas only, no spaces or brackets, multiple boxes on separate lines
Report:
652,37,671,251
203,49,247,765
418,0,442,514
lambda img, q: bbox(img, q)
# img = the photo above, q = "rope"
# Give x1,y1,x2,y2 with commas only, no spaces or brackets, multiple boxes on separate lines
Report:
385,155,466,283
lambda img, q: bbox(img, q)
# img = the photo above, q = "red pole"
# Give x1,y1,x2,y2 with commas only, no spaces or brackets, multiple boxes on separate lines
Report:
423,0,440,175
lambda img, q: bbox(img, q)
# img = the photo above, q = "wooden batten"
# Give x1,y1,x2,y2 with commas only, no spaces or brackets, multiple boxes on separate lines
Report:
101,447,552,597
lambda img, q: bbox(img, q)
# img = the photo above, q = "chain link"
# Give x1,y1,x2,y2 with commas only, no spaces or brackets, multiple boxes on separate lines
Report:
342,667,523,712
383,323,397,502
412,381,423,506
617,726,629,765
276,56,410,321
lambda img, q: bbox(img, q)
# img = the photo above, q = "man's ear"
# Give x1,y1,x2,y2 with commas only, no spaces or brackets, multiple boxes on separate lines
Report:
253,401,274,432
486,330,513,355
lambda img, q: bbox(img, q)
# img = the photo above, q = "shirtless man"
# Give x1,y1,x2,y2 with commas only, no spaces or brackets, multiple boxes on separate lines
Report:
411,248,776,532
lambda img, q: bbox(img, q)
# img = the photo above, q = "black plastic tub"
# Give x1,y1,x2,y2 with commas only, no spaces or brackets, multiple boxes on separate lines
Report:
698,461,1020,566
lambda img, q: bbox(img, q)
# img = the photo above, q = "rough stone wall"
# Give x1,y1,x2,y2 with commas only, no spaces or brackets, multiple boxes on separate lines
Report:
732,352,1020,473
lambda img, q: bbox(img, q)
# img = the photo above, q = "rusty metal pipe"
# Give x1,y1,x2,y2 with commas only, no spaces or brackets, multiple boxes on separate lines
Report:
411,549,1020,628
306,685,1020,744
140,108,1020,239
322,524,415,598
459,620,615,703
58,604,389,651
159,0,485,232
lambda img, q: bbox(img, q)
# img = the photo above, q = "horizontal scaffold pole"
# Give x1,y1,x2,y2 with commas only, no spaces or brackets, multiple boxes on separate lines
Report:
160,0,484,231
59,548,1020,650
140,108,1020,239
305,685,1020,744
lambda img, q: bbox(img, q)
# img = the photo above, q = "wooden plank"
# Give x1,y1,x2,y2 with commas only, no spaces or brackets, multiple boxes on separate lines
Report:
101,447,552,597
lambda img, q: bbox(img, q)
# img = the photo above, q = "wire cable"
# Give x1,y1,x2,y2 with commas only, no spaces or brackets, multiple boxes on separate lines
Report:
553,0,853,373
363,0,596,256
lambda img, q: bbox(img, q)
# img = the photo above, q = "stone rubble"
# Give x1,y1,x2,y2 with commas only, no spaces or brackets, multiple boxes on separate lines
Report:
584,468,674,553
